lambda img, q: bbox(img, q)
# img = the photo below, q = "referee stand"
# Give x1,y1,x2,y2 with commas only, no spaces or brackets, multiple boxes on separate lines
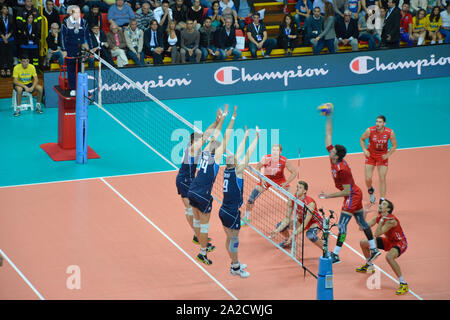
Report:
317,209,337,300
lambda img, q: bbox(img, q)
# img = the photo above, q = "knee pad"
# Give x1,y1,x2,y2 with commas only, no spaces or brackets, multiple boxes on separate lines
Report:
200,223,210,234
306,228,319,243
185,207,193,217
229,236,239,253
193,219,200,228
247,188,261,205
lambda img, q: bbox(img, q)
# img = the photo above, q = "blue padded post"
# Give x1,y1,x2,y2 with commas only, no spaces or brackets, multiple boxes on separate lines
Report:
76,73,88,164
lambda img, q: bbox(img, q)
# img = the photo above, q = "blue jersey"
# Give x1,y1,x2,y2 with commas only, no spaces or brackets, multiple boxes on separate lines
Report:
189,151,219,196
222,167,243,210
177,145,199,181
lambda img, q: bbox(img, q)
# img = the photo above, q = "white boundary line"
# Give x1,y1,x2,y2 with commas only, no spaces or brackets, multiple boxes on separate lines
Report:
99,178,238,300
0,248,45,300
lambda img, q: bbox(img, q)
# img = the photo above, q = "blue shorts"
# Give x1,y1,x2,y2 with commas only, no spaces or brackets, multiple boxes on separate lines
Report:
188,190,213,213
219,206,241,230
176,176,192,198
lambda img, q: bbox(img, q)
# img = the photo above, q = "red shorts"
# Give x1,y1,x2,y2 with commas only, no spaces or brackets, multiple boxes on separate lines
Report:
377,236,408,257
342,186,363,214
365,152,388,166
258,177,287,190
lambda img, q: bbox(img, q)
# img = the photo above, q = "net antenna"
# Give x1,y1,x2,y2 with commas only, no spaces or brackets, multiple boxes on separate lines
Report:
90,52,318,279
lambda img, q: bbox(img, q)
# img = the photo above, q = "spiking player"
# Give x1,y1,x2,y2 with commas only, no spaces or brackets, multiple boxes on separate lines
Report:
360,115,397,205
269,180,324,251
188,105,237,265
242,144,298,226
319,109,381,265
219,126,260,278
176,108,222,246
356,199,409,295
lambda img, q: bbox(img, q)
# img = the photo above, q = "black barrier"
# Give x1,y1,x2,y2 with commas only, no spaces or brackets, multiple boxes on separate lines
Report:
43,44,450,107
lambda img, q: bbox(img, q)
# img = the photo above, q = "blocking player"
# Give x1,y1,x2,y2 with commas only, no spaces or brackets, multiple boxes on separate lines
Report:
356,199,409,295
360,115,397,204
187,105,237,265
175,108,222,245
319,111,381,264
219,125,260,278
242,144,298,226
269,180,324,251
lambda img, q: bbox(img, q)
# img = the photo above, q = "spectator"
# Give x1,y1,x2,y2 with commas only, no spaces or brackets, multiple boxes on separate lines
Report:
335,9,359,50
163,19,181,63
199,16,220,60
206,1,224,28
125,18,145,65
278,14,298,55
149,0,162,10
400,2,414,46
246,12,276,58
200,0,213,9
108,0,135,27
439,3,450,43
66,0,87,14
376,6,386,36
332,0,349,20
187,0,204,30
17,13,40,68
219,0,239,28
45,22,64,67
87,23,115,67
358,8,380,49
16,0,42,32
136,2,154,30
427,0,439,13
304,6,324,46
438,0,449,10
235,0,255,31
313,1,337,54
410,0,427,15
295,0,313,31
54,0,67,14
171,0,188,30
107,21,128,67
44,0,61,31
154,0,173,30
84,0,110,14
379,0,388,9
12,54,43,116
179,19,201,62
85,3,103,29
348,0,361,19
215,16,241,60
381,0,401,48
426,5,444,43
313,0,333,14
143,19,164,64
411,8,427,44
361,0,378,17
0,3,15,78
0,0,13,16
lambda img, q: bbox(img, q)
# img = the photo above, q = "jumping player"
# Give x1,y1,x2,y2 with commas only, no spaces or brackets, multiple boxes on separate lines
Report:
269,180,324,251
176,108,222,245
219,126,260,278
356,199,409,295
360,115,397,204
188,105,237,265
319,111,381,264
242,144,298,226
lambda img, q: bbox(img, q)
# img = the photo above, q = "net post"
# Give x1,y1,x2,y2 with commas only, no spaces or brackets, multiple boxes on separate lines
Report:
291,201,297,257
98,54,102,107
76,72,88,164
317,214,333,300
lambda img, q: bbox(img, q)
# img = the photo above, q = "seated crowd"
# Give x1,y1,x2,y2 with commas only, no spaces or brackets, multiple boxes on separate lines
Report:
1,0,449,74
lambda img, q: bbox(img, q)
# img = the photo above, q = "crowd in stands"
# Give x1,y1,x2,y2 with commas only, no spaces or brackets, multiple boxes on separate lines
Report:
1,0,450,75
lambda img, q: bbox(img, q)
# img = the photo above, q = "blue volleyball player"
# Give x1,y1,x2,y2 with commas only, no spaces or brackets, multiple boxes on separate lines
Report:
219,125,260,278
188,105,237,265
176,108,223,246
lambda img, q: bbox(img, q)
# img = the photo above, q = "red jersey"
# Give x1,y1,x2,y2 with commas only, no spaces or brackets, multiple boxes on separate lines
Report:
400,12,413,33
262,154,287,181
376,213,407,244
290,195,323,229
367,126,392,154
327,145,357,191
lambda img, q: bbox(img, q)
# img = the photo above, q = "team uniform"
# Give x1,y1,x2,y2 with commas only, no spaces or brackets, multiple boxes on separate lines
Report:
176,145,200,198
12,63,36,90
375,213,408,256
365,126,393,167
327,145,363,214
259,154,288,189
187,151,220,213
279,195,323,234
219,168,244,230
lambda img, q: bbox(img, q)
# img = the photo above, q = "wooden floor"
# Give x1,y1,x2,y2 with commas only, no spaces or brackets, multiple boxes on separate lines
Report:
0,74,44,99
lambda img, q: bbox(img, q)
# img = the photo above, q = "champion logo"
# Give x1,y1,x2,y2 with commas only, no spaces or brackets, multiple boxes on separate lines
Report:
214,66,240,85
349,56,375,74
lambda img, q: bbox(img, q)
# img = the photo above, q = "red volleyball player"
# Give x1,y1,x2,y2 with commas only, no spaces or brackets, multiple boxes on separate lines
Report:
242,144,298,226
319,110,381,264
360,115,397,204
356,199,409,295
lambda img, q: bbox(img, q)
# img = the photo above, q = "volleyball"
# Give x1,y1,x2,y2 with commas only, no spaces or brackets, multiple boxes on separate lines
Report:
317,103,334,116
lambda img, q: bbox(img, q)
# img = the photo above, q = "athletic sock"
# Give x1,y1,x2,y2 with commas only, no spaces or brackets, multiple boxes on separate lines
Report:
244,211,250,220
200,248,207,256
333,246,342,255
366,261,373,266
368,187,374,194
231,262,240,270
431,40,436,44
399,276,405,284
369,239,376,249
438,40,443,43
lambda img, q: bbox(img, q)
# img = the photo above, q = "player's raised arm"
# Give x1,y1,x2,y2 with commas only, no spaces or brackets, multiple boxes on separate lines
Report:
325,114,333,150
202,108,223,144
215,105,237,162
360,128,371,157
235,126,249,163
237,126,260,175
203,105,229,152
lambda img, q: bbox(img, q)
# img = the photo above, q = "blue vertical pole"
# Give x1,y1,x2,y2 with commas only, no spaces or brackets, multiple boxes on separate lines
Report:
317,214,334,300
76,73,88,164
